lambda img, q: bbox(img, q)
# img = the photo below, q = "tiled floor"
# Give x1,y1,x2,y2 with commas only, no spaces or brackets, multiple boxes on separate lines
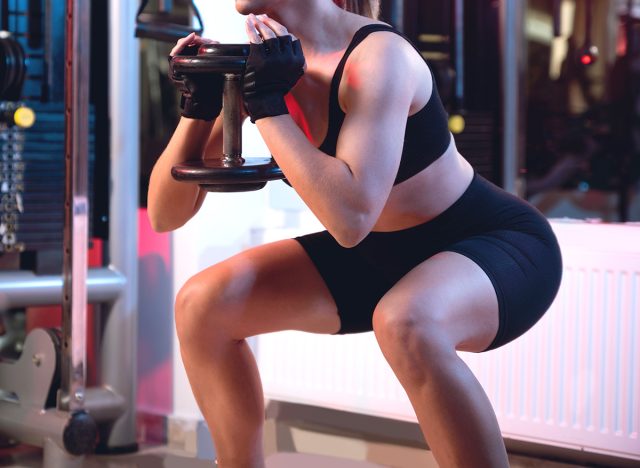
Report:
0,443,588,468
4,445,381,468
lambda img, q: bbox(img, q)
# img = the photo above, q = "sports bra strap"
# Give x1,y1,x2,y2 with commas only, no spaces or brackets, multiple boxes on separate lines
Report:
321,24,424,154
331,25,396,90
319,23,451,184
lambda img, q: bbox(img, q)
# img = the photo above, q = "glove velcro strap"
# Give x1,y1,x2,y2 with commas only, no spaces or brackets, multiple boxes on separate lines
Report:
181,96,218,122
245,94,289,123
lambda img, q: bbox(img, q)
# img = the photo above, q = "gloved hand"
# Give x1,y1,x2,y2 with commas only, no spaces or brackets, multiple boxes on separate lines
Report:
242,35,305,123
168,36,224,121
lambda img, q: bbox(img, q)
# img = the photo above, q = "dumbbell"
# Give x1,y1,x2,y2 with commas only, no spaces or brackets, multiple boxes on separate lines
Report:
170,44,285,192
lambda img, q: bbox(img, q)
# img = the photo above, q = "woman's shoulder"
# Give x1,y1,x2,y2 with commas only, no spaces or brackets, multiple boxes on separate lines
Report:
348,22,424,63
345,23,429,82
339,23,432,112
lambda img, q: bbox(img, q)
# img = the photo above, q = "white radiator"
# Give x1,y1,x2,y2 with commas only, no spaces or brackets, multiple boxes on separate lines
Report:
255,220,640,462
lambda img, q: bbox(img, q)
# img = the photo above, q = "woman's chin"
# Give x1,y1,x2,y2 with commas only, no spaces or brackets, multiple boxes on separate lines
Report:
235,1,265,16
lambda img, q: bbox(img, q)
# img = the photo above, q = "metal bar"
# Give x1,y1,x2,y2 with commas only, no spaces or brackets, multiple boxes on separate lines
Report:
60,0,90,413
0,268,125,309
0,402,68,449
222,74,243,163
500,0,526,195
390,0,404,32
453,0,465,110
104,0,139,449
585,0,593,45
0,400,109,453
1,0,8,31
552,0,562,37
83,387,126,423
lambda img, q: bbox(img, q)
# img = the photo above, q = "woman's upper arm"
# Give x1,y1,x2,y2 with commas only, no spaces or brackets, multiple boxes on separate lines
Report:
335,34,423,208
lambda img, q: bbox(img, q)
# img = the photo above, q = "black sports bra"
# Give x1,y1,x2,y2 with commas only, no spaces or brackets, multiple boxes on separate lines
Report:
318,24,452,185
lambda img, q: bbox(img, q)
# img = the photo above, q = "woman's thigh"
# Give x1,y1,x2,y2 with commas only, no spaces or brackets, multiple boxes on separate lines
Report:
374,250,500,353
372,226,561,353
177,239,341,339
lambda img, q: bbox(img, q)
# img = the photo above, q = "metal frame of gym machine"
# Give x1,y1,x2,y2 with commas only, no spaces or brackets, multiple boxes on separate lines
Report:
499,0,526,196
0,1,139,466
386,0,525,193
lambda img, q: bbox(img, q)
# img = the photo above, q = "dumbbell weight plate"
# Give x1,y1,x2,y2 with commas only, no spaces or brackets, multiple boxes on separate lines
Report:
170,44,250,75
172,157,284,192
0,36,27,100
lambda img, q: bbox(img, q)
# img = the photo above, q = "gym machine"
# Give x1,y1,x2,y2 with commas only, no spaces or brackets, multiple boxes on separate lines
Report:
0,0,139,465
135,0,204,43
388,0,503,185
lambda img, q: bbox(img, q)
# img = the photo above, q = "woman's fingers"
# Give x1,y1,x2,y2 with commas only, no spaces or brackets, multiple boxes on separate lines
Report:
245,13,299,44
259,14,298,41
249,14,277,41
245,16,263,44
170,32,195,56
258,15,290,37
170,33,218,56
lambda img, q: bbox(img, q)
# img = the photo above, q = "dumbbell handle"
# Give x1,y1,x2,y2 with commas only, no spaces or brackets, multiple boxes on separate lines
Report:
222,74,243,164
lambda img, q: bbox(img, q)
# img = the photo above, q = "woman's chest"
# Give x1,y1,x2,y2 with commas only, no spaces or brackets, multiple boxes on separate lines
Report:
287,66,337,148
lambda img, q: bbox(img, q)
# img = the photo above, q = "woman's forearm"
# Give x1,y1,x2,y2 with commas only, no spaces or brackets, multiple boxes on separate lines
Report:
148,116,222,232
256,115,380,247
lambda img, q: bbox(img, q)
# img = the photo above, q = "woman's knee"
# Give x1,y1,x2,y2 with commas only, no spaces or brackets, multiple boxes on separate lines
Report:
174,264,249,342
372,296,456,371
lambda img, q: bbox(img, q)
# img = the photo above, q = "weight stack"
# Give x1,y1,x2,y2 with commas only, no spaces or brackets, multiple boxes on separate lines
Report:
452,111,499,183
404,0,501,186
0,102,95,254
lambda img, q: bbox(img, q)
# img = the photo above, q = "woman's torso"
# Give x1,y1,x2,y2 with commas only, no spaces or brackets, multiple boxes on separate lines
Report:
288,20,474,232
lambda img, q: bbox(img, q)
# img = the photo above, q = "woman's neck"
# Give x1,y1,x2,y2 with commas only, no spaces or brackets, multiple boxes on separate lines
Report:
266,1,359,56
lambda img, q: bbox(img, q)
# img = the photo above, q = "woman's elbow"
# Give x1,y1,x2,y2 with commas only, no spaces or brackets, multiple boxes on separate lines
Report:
150,220,175,233
332,213,373,248
148,214,175,233
334,233,365,249
147,207,184,233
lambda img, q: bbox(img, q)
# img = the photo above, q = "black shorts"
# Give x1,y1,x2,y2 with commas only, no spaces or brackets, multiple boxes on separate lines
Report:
294,173,563,351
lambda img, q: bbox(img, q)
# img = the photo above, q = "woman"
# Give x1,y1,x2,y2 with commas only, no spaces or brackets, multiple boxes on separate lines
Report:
148,1,563,466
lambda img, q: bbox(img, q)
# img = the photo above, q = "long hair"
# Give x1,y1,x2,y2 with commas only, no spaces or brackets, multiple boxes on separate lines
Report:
334,0,380,19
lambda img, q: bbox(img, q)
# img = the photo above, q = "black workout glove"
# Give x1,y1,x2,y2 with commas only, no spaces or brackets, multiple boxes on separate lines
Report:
168,45,224,121
243,36,305,123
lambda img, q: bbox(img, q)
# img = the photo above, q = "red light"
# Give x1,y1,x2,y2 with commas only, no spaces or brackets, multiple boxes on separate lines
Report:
578,45,599,66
